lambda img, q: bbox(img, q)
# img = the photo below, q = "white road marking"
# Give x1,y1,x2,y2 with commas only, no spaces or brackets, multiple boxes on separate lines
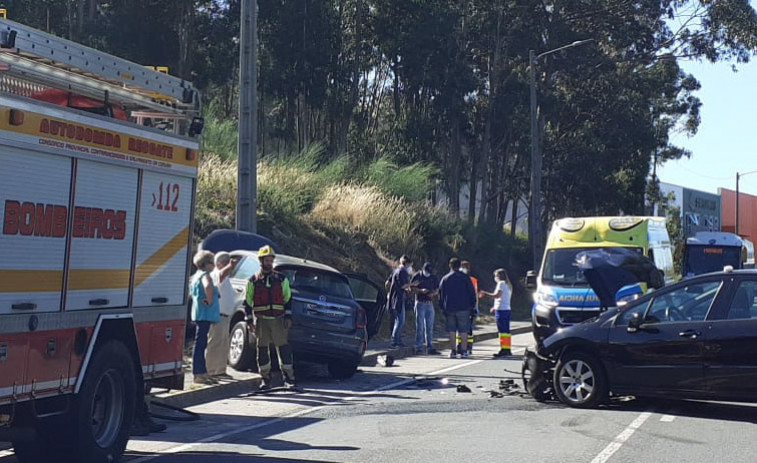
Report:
660,415,676,422
590,412,652,463
130,357,492,462
0,450,14,458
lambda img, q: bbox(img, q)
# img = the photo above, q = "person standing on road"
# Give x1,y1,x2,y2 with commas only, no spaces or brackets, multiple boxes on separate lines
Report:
245,245,296,390
439,257,477,359
479,268,513,357
386,255,414,349
459,260,478,355
411,262,440,355
189,250,221,385
206,251,237,378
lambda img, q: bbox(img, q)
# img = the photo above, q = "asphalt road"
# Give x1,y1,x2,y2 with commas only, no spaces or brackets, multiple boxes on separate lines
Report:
3,333,757,462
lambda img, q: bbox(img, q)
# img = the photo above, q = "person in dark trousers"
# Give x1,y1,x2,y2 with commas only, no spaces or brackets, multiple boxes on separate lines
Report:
459,260,478,354
439,257,477,359
386,255,414,349
411,262,440,355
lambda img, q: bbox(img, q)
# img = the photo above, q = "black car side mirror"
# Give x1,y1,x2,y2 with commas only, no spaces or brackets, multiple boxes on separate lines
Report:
627,313,643,333
526,271,537,291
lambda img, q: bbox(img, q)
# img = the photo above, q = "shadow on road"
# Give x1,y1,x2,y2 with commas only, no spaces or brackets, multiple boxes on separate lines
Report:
124,450,344,462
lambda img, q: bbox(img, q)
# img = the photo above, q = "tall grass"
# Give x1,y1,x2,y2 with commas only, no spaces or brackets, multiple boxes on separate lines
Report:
362,158,438,202
309,184,423,256
201,116,238,160
195,154,237,240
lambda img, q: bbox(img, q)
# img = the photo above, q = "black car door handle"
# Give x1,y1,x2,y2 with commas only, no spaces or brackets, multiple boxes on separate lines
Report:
679,329,701,339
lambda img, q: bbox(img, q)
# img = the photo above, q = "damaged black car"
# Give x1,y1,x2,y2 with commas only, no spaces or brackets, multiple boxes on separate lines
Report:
525,260,757,408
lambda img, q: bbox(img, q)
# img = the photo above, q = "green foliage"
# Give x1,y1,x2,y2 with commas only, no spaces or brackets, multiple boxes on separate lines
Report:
362,158,438,202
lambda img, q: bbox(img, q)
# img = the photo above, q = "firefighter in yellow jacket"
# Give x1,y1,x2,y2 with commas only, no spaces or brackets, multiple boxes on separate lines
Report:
245,245,296,390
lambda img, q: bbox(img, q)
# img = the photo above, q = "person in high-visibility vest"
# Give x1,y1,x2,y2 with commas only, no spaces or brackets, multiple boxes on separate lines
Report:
479,268,512,357
459,260,478,354
245,245,296,390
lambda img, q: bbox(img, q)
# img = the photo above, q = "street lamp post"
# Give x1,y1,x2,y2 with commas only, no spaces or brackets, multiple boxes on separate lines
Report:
735,169,757,236
529,39,593,271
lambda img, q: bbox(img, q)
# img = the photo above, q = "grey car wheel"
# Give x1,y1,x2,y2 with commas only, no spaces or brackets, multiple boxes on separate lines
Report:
228,320,255,370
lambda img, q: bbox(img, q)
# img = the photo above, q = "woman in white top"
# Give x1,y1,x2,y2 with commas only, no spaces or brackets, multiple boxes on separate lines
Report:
479,269,512,357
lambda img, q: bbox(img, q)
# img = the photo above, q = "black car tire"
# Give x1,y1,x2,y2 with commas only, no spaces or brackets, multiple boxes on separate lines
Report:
553,351,608,408
327,360,359,380
228,320,256,371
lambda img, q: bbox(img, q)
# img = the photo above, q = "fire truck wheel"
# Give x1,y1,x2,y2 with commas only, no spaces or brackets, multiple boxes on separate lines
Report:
73,340,137,463
229,320,256,370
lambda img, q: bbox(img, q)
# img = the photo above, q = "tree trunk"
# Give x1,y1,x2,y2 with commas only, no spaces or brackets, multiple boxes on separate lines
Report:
468,148,478,223
447,115,462,215
76,0,86,37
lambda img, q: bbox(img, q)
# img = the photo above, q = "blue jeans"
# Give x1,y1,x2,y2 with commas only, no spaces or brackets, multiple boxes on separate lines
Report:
193,321,211,375
391,307,405,346
415,301,435,349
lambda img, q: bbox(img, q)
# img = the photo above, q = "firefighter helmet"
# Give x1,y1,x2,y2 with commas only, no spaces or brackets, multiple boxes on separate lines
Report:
257,245,276,259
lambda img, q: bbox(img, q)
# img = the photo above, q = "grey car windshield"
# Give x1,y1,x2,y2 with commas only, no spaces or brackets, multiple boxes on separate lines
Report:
542,247,642,286
279,266,354,299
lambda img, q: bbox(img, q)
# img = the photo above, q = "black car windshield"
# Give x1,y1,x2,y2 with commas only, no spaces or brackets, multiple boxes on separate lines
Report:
684,245,742,276
278,266,354,299
542,247,643,287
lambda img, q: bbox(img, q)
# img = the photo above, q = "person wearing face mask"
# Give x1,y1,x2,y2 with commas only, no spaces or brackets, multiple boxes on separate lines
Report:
386,255,414,349
411,262,440,354
479,268,513,357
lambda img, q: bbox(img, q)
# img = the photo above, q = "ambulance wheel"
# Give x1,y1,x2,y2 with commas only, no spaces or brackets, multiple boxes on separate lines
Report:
328,360,358,380
229,320,256,370
553,351,608,408
72,340,137,463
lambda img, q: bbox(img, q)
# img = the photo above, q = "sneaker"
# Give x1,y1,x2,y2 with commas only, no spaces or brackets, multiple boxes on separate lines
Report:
415,347,425,355
389,343,399,350
283,375,297,389
448,350,457,359
258,380,272,391
427,348,440,355
461,352,470,359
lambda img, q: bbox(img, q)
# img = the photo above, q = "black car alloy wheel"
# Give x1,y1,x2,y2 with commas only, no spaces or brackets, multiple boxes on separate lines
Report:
553,351,608,408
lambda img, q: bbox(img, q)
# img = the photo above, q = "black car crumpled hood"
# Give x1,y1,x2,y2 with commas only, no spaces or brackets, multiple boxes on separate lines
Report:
575,248,663,308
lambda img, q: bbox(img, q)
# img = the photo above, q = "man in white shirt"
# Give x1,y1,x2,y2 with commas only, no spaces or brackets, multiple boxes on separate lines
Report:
206,251,237,377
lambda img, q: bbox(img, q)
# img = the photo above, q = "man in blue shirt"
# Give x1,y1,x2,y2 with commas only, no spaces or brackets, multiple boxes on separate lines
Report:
439,257,477,358
411,262,440,355
386,255,413,349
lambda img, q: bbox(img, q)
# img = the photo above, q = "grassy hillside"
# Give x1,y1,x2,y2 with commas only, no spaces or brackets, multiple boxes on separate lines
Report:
194,147,533,320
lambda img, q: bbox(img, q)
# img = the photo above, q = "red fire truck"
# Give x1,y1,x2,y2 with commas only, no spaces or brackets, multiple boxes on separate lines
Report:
0,16,202,463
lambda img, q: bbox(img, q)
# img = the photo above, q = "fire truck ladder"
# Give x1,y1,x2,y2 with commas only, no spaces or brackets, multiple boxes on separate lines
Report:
0,18,199,118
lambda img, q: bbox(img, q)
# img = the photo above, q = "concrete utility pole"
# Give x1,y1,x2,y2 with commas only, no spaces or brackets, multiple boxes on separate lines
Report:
237,0,258,233
528,39,593,271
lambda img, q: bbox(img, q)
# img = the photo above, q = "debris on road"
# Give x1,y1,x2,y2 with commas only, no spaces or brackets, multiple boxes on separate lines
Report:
456,385,472,393
377,355,395,367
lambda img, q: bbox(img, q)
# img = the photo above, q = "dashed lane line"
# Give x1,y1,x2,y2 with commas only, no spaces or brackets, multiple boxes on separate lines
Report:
589,411,652,463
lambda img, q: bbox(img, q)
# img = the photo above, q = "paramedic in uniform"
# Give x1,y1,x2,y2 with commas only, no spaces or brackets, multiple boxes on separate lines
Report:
245,245,296,390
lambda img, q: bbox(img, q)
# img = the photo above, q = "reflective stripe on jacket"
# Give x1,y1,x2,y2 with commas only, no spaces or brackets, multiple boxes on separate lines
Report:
245,271,292,318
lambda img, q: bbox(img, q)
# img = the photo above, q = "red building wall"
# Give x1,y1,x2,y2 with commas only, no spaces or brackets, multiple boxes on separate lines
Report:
720,188,757,240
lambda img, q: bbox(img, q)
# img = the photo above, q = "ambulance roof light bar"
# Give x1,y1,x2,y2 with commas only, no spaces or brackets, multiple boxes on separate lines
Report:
0,17,198,110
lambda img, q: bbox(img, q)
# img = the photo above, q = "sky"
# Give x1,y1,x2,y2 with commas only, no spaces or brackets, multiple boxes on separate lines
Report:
656,57,757,197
